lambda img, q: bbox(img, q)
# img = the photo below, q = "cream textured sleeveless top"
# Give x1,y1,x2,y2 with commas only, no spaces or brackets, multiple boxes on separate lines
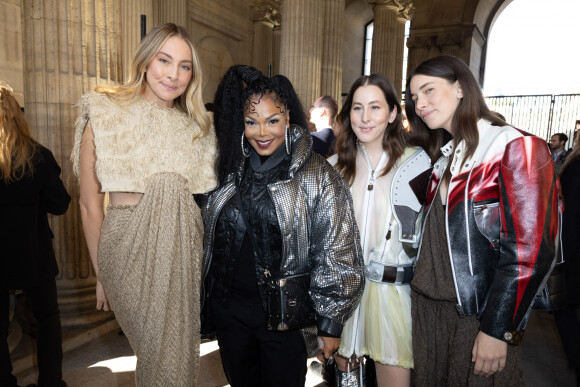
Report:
72,91,217,194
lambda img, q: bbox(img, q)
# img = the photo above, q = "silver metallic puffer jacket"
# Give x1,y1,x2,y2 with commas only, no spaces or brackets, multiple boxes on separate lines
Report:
200,125,365,336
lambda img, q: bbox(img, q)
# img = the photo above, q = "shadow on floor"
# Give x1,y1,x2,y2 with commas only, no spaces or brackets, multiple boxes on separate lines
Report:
15,309,578,387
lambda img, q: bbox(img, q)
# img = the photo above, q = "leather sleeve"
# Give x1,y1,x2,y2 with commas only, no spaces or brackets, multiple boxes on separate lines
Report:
308,161,365,336
479,136,559,342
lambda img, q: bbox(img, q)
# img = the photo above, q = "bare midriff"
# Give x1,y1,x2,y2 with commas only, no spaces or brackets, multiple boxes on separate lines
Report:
109,192,144,206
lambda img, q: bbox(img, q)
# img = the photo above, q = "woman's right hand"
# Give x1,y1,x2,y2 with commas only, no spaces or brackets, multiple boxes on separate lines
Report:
96,280,112,311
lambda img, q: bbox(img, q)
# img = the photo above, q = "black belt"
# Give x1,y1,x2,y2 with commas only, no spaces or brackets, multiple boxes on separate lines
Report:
366,262,414,285
382,265,414,284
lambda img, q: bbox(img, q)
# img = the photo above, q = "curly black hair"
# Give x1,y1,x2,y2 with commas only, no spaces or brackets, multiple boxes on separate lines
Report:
213,65,307,185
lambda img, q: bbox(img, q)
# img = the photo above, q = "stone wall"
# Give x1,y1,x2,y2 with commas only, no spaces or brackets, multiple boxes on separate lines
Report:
0,0,24,105
0,1,511,362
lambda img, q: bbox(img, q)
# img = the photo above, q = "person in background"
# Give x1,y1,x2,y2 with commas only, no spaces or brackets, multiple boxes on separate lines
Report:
199,65,364,386
1,81,70,387
329,73,431,387
71,23,217,385
310,95,339,157
406,55,559,386
549,132,569,174
554,129,580,386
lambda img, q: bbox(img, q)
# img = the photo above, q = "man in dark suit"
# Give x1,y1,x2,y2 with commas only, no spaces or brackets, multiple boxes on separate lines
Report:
309,96,338,158
549,132,569,174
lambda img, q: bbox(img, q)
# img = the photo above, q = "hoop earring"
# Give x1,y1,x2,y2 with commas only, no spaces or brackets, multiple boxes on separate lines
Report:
241,133,251,157
285,126,291,155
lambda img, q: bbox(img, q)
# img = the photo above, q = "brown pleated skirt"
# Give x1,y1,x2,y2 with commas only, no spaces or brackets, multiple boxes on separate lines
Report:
411,291,525,387
98,173,203,386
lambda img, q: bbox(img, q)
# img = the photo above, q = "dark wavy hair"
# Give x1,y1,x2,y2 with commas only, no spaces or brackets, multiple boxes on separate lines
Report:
213,65,307,185
335,73,408,185
272,74,308,130
405,55,506,163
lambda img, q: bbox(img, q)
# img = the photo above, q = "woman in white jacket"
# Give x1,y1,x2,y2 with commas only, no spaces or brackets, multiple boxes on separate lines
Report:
329,73,430,386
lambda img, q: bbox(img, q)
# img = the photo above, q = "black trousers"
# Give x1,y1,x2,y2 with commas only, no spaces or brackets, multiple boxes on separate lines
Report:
210,295,307,387
1,278,64,387
554,305,580,370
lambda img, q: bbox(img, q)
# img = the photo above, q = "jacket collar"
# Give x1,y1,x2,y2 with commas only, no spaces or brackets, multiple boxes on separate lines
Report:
230,125,312,184
439,118,494,159
441,140,454,157
282,125,312,179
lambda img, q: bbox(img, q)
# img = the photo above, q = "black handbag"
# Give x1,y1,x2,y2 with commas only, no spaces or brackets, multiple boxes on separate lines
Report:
265,273,317,331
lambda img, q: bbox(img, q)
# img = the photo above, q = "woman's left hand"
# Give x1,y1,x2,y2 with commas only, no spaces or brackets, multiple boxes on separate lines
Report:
316,336,341,363
472,330,507,377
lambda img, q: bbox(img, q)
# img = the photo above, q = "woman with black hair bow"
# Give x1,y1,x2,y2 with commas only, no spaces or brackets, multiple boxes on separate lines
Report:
199,65,365,386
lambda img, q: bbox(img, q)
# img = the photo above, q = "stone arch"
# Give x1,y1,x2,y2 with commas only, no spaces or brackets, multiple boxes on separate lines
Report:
406,0,511,86
342,0,373,98
196,35,234,103
471,0,513,85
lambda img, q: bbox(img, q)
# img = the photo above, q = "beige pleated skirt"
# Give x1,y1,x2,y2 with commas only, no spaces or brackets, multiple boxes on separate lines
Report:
98,173,203,386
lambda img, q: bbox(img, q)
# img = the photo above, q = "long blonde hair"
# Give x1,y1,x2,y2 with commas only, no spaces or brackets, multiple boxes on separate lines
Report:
0,82,38,183
96,23,210,137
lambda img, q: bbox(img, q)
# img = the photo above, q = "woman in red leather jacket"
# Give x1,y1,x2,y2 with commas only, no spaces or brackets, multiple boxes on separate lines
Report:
405,55,559,386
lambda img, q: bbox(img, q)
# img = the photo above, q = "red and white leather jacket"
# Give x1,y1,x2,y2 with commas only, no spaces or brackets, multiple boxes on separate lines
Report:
419,119,560,344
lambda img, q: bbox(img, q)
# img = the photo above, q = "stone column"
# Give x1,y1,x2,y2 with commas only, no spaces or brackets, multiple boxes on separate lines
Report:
320,0,345,106
153,0,187,27
280,0,323,111
0,1,24,105
272,25,281,76
21,0,122,327
121,0,152,81
251,4,280,76
406,25,484,86
368,0,413,99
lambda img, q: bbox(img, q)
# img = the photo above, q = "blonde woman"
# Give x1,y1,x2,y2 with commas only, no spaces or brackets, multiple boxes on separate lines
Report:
71,23,216,386
1,82,70,387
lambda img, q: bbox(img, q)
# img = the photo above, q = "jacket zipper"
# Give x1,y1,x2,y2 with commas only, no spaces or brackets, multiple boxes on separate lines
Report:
349,145,386,356
442,156,465,315
200,184,237,310
464,165,476,276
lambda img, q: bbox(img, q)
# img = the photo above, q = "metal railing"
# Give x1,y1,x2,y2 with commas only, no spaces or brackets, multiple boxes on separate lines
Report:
485,94,580,148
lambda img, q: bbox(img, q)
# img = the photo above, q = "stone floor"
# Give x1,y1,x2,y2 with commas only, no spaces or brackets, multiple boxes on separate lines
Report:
14,310,578,386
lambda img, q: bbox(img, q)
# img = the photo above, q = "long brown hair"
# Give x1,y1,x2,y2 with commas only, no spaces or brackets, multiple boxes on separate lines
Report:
0,82,38,183
97,23,211,138
335,73,408,185
405,55,506,164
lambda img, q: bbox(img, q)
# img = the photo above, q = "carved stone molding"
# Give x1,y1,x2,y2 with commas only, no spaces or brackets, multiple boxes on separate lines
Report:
368,0,414,22
252,3,281,26
406,25,483,50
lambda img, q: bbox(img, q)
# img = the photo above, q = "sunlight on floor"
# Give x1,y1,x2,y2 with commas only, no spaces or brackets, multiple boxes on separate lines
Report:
89,355,136,373
86,340,321,386
200,340,220,356
85,341,223,375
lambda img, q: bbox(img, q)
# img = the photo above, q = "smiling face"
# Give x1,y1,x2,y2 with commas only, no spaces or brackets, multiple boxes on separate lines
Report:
349,85,396,151
409,74,463,133
244,93,290,156
143,36,193,108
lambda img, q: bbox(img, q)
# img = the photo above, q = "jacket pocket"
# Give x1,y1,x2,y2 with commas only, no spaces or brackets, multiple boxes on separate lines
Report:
473,202,500,252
